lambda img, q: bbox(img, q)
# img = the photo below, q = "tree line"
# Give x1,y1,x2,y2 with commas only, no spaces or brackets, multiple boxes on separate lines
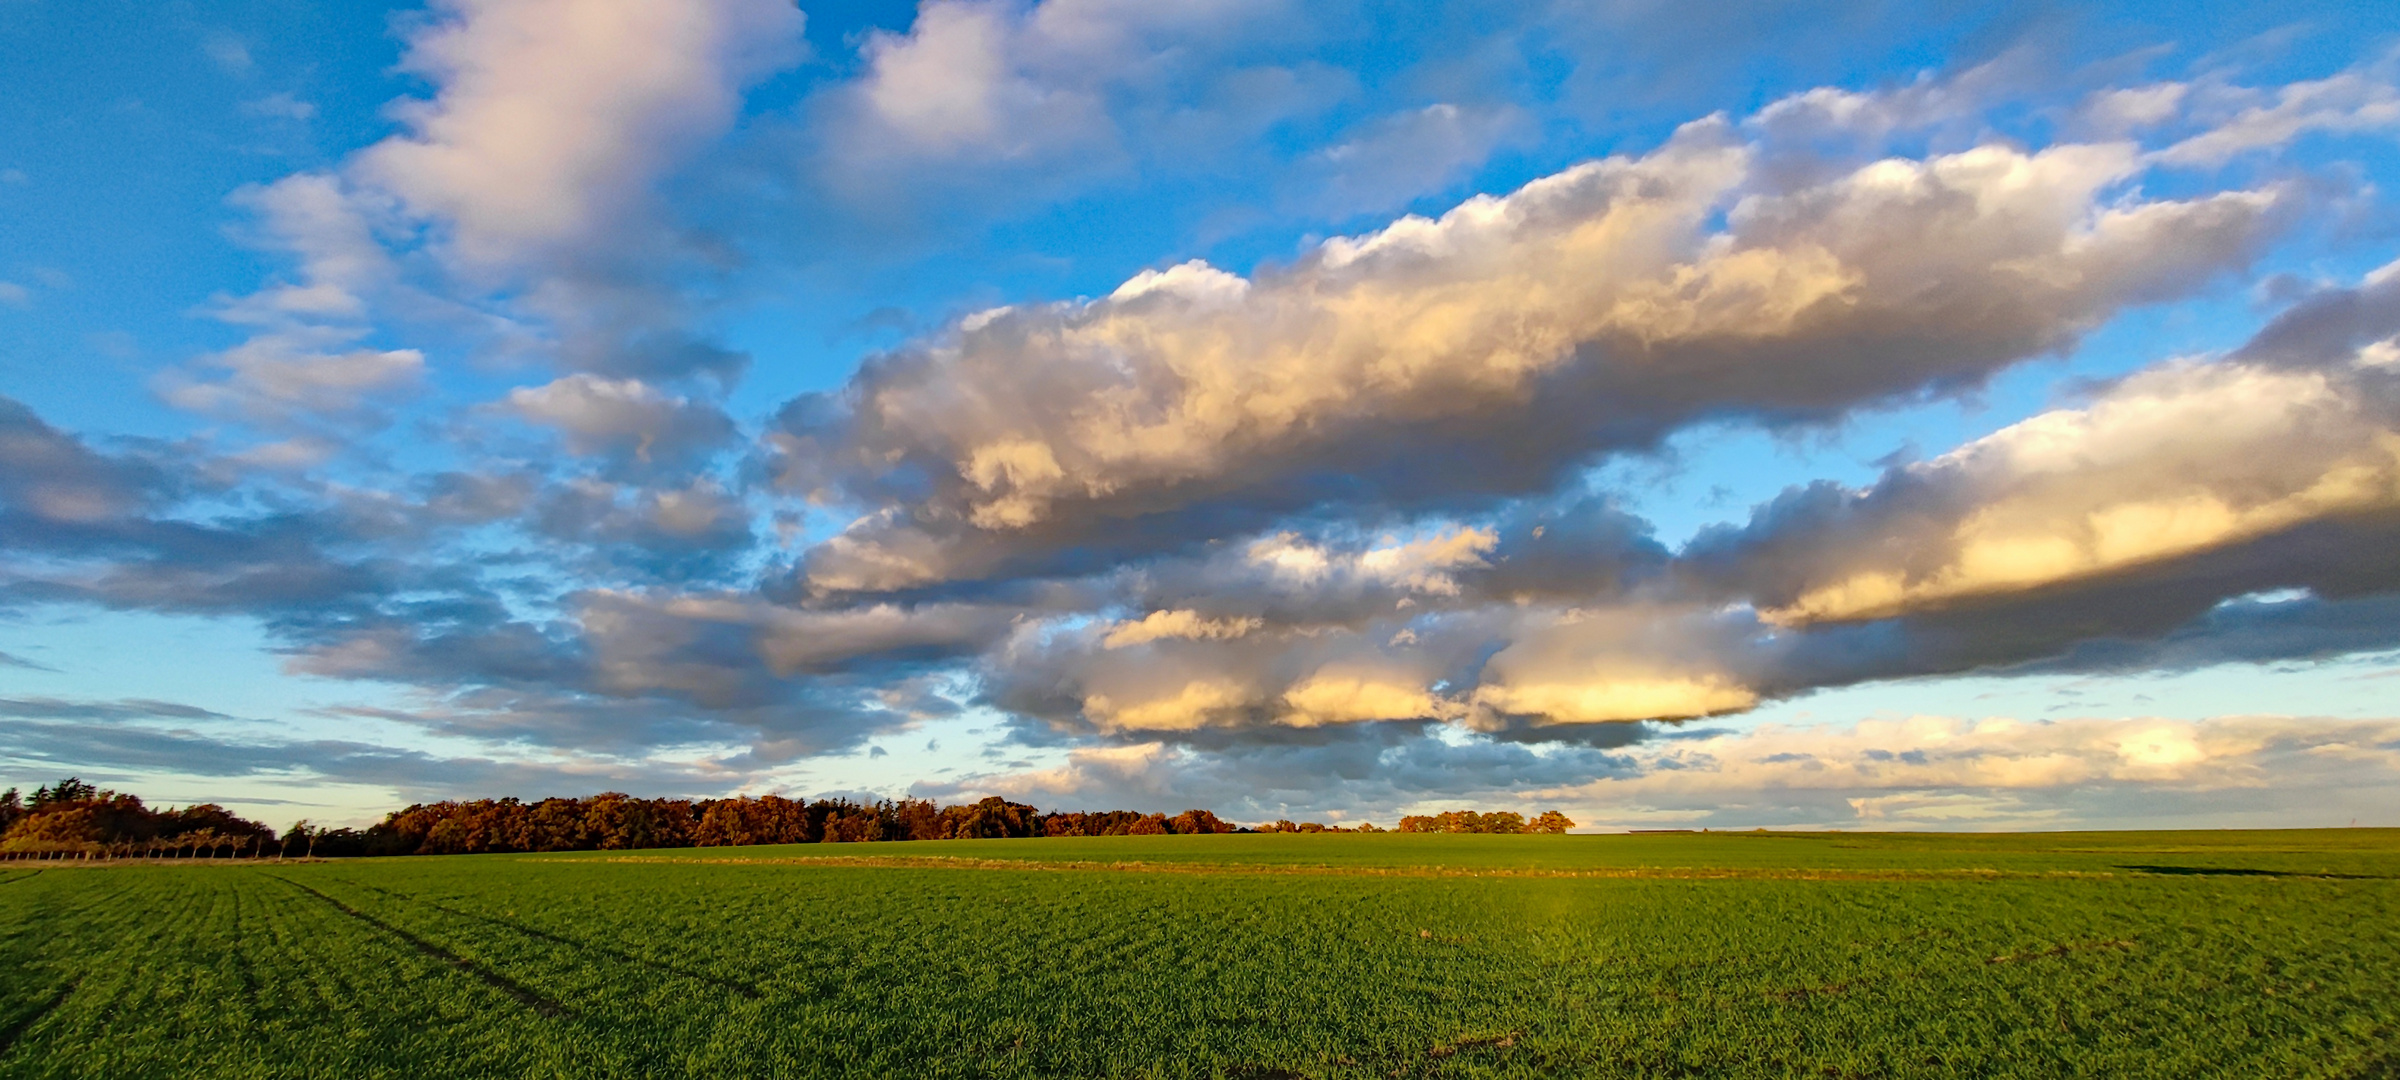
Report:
0,779,278,861
1,777,1575,860
1394,810,1576,834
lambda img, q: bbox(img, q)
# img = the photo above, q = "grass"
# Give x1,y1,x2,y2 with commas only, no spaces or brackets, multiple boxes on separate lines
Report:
1,830,2395,1078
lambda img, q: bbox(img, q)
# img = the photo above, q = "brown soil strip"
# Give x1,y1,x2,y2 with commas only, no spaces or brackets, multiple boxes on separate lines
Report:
268,876,569,1018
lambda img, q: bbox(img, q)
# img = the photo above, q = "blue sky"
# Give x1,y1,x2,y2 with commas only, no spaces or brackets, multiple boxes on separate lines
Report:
4,0,2400,830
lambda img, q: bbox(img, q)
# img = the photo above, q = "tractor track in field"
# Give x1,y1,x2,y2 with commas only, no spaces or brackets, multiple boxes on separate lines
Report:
0,979,78,1058
335,878,766,1000
267,875,571,1019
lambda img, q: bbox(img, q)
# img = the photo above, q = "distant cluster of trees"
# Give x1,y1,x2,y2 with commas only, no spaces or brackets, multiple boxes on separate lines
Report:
337,795,1242,856
2,777,1576,860
1395,810,1576,834
0,779,279,861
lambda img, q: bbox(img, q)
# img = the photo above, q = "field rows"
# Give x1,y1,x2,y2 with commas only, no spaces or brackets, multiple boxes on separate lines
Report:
0,833,2395,1078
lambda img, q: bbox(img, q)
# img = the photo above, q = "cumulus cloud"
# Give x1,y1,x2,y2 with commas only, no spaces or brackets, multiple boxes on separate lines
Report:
783,110,2288,593
953,260,2400,740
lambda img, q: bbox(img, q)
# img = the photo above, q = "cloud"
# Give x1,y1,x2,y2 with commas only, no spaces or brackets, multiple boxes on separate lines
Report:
2154,59,2400,166
0,651,56,673
202,31,253,74
1692,355,2400,628
502,374,738,469
526,477,755,581
355,0,806,272
1304,102,1530,217
1550,713,2400,830
0,397,176,525
806,0,1350,235
831,0,1300,164
1101,609,1262,649
0,712,748,802
783,110,2289,593
919,721,1650,822
159,336,425,428
241,93,318,121
181,0,812,422
943,255,2400,741
934,711,2400,828
160,173,420,431
0,697,240,722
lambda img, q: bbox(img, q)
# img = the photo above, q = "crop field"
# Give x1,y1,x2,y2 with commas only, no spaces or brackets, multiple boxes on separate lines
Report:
1,830,2395,1078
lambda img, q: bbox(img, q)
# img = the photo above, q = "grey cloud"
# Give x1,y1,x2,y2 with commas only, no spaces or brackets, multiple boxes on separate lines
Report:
2023,590,2400,675
0,398,178,525
0,716,754,802
527,478,755,583
0,697,239,723
0,651,57,673
919,721,1648,822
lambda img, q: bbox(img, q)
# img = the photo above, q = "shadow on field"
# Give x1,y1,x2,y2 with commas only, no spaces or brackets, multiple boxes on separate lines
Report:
269,876,571,1018
2116,864,2387,880
336,878,765,1000
2343,1046,2400,1079
0,979,77,1057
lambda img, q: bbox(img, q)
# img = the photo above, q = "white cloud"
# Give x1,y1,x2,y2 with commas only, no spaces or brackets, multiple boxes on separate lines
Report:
159,334,425,427
1305,102,1528,216
2155,64,2400,166
838,0,1287,162
355,0,807,270
202,31,253,74
241,93,318,121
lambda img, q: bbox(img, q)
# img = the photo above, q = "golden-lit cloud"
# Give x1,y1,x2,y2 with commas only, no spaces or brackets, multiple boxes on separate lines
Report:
1737,355,2400,626
790,115,2287,593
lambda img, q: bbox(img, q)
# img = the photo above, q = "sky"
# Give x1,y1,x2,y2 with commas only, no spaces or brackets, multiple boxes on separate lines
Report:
4,0,2400,832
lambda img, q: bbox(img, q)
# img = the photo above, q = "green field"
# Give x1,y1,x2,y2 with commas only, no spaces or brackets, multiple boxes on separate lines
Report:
3,830,2396,1078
